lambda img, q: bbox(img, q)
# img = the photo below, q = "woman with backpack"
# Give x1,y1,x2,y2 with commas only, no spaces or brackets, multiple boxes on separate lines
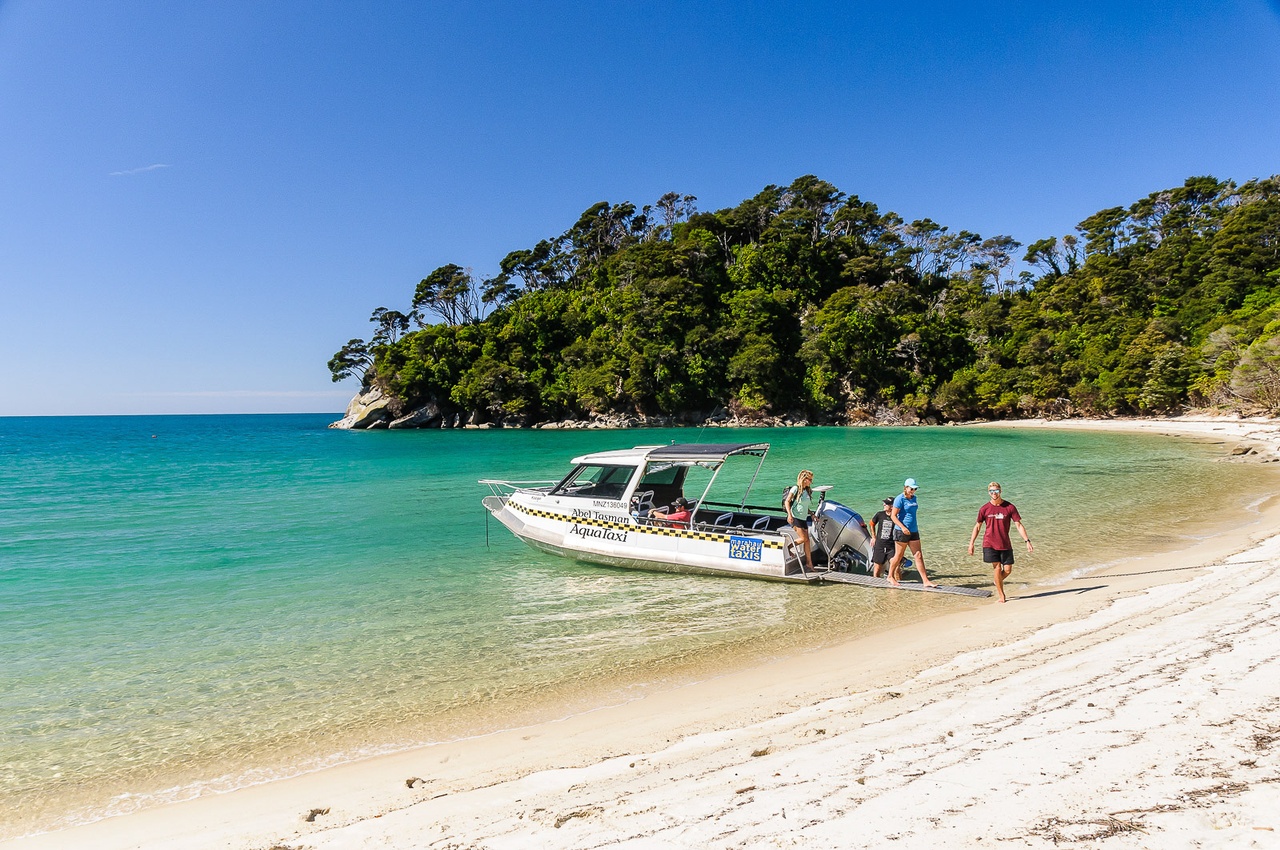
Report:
784,469,816,572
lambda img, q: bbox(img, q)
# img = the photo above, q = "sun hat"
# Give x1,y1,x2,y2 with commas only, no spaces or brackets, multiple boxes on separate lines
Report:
903,478,919,490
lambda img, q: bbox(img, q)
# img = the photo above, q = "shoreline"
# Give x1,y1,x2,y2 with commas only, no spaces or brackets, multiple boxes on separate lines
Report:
7,416,1280,849
332,384,1280,436
961,412,1280,460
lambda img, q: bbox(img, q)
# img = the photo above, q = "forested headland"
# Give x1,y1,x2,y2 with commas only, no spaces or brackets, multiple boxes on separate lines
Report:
329,175,1280,428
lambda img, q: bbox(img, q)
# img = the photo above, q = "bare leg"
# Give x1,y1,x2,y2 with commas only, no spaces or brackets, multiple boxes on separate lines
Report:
909,539,937,587
993,563,1012,603
798,526,813,569
888,541,907,585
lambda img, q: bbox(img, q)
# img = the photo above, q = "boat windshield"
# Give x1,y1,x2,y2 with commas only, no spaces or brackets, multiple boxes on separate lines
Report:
637,462,683,486
550,464,637,500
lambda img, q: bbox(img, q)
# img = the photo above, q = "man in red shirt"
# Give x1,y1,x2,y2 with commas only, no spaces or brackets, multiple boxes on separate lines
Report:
652,496,693,526
967,482,1033,603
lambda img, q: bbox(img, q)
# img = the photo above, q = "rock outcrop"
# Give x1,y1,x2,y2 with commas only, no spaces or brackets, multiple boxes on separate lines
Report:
330,391,944,431
388,401,442,429
329,387,395,430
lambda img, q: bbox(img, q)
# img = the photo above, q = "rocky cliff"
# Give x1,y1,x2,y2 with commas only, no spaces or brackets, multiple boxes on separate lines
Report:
329,388,442,430
330,388,843,430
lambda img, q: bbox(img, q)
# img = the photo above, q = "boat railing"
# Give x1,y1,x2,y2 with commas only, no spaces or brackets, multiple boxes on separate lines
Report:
479,478,558,498
699,499,787,516
692,505,787,535
779,526,830,577
637,515,694,530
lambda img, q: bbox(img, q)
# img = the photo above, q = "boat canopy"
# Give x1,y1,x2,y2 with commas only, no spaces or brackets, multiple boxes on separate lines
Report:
644,443,769,463
571,442,769,467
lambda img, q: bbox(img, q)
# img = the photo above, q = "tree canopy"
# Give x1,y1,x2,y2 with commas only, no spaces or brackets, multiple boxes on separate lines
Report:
332,174,1280,423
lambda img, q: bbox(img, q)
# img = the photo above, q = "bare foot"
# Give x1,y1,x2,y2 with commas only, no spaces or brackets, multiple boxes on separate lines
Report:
922,582,939,588
996,595,1007,603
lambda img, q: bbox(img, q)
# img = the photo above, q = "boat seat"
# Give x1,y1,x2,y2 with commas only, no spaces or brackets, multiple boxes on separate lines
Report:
633,490,655,514
714,512,733,527
752,515,772,530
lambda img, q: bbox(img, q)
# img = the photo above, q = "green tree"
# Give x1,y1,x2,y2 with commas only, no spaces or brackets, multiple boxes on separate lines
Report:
328,339,373,384
413,264,482,326
330,174,1280,425
1230,325,1280,411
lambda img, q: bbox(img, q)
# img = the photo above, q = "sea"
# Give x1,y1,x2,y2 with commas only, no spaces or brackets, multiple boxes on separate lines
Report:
1,414,1274,838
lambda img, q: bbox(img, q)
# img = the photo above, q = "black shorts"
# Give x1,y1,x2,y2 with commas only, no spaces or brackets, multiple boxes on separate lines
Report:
892,529,920,543
983,547,1014,565
871,540,895,565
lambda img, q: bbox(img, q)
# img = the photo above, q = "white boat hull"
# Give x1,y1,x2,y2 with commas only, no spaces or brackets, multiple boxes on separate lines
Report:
485,495,816,583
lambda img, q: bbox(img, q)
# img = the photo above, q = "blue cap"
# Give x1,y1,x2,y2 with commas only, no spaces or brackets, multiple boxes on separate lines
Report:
904,478,919,490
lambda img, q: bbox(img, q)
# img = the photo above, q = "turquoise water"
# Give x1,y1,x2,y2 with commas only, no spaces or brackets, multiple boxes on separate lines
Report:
0,415,1272,837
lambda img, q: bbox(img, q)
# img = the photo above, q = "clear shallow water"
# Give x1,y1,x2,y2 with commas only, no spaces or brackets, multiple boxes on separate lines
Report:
0,415,1272,836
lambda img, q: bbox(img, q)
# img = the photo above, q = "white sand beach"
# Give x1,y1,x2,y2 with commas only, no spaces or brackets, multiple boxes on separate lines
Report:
7,416,1280,850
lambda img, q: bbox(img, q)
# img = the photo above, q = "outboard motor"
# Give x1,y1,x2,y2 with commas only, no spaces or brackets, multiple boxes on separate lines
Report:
810,499,874,573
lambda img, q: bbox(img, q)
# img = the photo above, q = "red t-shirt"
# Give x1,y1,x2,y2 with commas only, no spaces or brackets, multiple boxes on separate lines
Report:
977,501,1021,550
658,508,691,523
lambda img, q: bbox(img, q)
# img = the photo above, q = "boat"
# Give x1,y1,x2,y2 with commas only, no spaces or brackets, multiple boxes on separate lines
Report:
480,442,878,583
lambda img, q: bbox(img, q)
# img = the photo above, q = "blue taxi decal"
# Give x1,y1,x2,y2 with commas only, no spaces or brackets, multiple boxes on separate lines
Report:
728,536,763,561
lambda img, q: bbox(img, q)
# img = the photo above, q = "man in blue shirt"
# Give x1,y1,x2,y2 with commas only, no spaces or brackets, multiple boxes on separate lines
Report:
888,478,937,588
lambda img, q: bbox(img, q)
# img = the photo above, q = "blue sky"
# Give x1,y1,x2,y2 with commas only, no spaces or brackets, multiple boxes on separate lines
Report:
1,1,1277,416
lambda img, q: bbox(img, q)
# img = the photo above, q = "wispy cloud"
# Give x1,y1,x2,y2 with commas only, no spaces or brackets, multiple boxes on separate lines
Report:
109,163,172,177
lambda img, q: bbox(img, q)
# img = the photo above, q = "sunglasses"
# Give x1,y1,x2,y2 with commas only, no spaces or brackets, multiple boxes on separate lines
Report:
989,489,1001,494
